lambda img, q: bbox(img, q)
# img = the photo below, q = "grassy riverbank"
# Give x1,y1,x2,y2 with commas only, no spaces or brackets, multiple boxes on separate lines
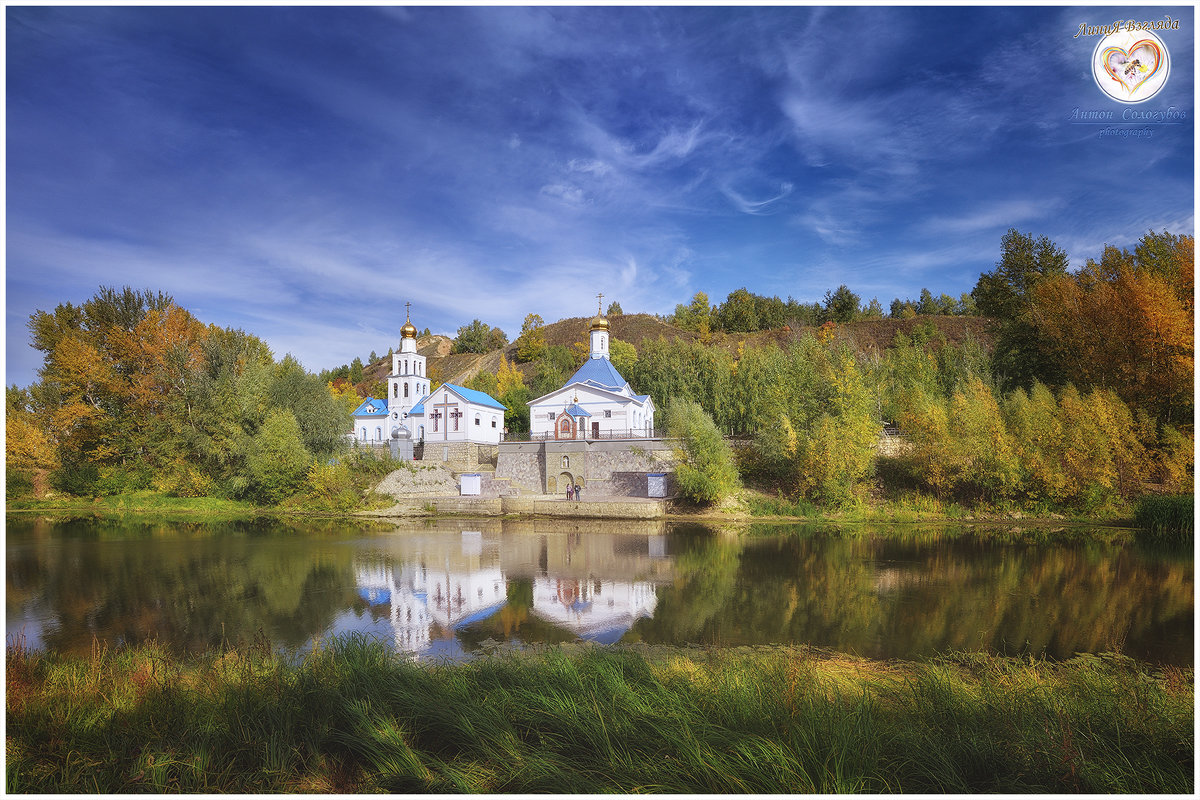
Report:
7,637,1192,793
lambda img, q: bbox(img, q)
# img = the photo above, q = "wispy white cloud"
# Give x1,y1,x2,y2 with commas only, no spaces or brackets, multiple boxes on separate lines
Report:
719,180,794,215
6,5,1192,389
918,199,1065,236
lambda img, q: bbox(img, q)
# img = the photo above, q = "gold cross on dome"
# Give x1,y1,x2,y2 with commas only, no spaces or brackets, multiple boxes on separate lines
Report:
596,292,604,314
405,301,412,320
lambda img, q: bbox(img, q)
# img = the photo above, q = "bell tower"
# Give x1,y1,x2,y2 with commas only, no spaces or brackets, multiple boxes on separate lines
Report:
388,302,427,422
588,292,609,359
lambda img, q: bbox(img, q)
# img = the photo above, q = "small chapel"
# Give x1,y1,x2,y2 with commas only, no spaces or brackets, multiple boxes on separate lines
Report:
351,305,505,446
527,297,655,440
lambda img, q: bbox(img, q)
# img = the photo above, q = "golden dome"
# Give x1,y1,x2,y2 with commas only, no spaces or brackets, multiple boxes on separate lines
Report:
400,302,418,339
589,293,609,331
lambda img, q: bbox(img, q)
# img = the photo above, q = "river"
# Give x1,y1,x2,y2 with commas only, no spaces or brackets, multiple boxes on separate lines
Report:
5,515,1192,665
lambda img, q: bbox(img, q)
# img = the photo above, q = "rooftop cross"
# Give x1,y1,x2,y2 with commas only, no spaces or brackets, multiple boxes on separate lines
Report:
405,301,412,320
596,292,603,315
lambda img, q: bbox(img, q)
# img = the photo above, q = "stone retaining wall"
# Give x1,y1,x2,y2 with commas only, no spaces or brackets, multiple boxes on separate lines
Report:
368,496,668,519
496,439,678,497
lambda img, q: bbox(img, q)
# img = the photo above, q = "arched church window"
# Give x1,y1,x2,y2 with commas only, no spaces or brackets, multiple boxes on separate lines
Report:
375,427,382,441
562,455,569,469
404,383,409,398
474,413,481,426
393,383,398,399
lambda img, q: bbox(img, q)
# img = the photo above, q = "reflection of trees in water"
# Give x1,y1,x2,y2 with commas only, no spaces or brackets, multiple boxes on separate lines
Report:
632,526,1192,664
632,527,743,644
7,518,1192,664
6,517,358,656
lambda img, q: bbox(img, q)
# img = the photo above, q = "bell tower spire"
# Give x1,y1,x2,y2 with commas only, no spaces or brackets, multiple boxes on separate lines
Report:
588,294,609,359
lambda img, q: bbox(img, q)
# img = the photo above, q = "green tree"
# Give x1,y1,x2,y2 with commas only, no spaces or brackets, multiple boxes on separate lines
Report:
971,228,1069,390
822,285,860,324
793,350,879,504
670,292,712,336
916,289,939,316
606,301,623,317
890,298,916,319
515,313,546,362
485,327,509,351
465,370,499,397
665,398,740,505
714,288,760,332
246,409,313,504
268,355,351,460
452,319,493,354
609,338,638,377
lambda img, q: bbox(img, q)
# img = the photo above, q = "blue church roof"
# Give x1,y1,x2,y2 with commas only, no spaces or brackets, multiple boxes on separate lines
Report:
442,383,507,411
352,398,388,417
564,403,591,417
409,395,429,415
565,357,627,391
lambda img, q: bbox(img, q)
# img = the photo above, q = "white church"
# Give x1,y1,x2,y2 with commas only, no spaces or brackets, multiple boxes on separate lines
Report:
352,306,506,445
527,300,655,440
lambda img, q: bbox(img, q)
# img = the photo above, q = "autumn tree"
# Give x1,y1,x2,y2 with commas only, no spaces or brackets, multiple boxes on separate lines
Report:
495,356,530,434
22,286,349,503
1031,231,1193,424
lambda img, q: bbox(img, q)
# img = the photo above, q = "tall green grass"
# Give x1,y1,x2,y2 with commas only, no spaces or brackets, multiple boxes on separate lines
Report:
1133,494,1193,546
6,637,1193,793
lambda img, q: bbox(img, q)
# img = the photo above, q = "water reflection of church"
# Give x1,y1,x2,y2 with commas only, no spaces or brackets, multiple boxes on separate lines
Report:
531,578,657,644
355,559,507,653
349,526,668,656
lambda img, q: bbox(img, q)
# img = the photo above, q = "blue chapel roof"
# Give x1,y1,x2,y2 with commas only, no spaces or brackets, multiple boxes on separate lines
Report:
352,398,388,417
441,382,507,411
564,403,591,417
409,395,429,415
565,357,627,392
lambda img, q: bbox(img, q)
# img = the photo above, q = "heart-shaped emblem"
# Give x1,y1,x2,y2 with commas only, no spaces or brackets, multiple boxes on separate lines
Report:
1101,40,1162,95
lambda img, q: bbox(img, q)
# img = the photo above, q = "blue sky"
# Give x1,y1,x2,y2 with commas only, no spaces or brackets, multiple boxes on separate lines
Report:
6,5,1194,387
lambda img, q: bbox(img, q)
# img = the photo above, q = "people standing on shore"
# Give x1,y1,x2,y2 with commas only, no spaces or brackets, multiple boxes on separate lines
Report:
575,483,582,502
567,484,573,501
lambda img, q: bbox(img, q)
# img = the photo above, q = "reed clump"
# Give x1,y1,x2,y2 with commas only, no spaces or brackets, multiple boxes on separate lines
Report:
6,636,1193,794
1133,494,1193,546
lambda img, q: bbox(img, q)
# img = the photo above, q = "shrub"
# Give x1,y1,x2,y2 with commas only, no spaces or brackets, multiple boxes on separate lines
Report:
666,398,740,505
295,461,359,512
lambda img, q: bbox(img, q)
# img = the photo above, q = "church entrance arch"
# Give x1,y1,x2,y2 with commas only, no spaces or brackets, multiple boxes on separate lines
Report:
558,471,574,496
